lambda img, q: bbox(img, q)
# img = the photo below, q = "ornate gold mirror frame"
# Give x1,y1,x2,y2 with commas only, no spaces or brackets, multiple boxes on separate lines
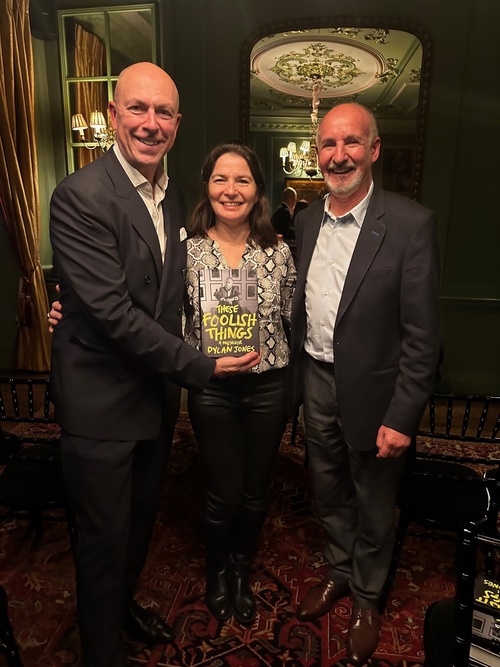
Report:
240,16,432,201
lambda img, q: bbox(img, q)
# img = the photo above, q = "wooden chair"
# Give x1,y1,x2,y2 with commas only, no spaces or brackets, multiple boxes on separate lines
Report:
381,393,500,612
0,377,78,557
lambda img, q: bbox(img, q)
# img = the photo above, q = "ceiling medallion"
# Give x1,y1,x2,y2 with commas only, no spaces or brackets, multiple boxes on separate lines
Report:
271,43,363,92
251,36,386,98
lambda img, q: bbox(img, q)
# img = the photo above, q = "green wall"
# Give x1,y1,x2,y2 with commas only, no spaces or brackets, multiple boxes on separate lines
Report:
1,0,498,394
170,0,500,394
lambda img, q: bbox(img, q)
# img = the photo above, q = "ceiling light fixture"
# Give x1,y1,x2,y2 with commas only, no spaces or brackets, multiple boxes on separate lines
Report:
278,69,322,178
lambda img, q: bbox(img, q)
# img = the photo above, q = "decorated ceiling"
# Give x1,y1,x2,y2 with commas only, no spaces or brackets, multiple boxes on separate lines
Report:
249,26,423,132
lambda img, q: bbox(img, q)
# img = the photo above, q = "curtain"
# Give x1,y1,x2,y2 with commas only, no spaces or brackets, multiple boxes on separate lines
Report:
0,0,51,370
74,23,107,168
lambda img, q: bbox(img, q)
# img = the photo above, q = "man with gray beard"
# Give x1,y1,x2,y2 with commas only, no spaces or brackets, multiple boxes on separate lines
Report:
289,103,441,665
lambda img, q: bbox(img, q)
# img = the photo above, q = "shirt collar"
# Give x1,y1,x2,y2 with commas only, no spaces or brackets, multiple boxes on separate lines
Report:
321,180,374,228
113,143,168,194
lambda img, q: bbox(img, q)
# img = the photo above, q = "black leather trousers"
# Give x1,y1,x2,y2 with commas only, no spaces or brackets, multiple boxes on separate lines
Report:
188,367,288,528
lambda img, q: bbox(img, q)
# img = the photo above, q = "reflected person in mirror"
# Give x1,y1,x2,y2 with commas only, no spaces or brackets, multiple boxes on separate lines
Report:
271,186,297,239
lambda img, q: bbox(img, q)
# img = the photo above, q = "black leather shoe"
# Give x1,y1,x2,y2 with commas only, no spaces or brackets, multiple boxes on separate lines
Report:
206,568,232,620
346,606,381,666
296,577,349,621
124,601,175,644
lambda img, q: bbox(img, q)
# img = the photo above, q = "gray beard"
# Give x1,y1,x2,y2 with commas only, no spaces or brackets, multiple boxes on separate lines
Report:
325,169,363,197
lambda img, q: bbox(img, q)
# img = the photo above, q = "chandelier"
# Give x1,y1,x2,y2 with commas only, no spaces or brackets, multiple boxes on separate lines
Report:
71,110,115,151
279,72,322,177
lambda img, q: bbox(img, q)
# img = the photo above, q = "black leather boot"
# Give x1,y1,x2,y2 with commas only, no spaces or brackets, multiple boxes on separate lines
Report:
231,553,256,624
231,499,268,625
203,515,232,621
205,566,231,620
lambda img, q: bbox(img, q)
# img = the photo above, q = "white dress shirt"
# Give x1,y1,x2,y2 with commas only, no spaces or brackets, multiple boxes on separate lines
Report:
304,183,373,363
113,144,168,262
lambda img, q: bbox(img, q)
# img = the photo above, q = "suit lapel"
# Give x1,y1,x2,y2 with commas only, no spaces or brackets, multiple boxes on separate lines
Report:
101,150,163,281
336,187,386,326
296,201,323,292
155,186,181,319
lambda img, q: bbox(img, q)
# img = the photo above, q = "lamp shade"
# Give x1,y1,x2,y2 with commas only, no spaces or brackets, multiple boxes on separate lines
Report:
89,110,107,130
71,113,88,131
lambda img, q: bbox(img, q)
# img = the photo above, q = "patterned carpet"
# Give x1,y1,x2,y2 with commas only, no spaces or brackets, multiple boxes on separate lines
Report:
0,415,458,667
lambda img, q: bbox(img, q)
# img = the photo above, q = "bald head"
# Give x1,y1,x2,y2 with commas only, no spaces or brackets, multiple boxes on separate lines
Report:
114,62,180,114
108,62,182,183
319,103,379,145
283,187,297,208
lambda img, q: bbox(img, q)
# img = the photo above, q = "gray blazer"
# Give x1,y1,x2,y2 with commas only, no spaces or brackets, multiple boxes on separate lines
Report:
289,186,442,450
50,149,215,441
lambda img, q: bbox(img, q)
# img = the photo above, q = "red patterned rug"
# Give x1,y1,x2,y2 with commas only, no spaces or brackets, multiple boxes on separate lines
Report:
0,415,458,667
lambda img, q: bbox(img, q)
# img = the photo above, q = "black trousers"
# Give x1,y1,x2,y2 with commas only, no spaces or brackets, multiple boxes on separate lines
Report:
302,354,406,607
188,368,287,525
61,413,174,667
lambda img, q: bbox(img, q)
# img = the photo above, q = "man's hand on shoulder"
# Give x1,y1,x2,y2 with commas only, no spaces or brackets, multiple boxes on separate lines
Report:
213,351,261,377
376,425,411,458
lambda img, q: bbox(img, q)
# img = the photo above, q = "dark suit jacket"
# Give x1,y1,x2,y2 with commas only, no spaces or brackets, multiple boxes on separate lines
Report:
49,149,215,441
289,186,441,450
271,203,295,239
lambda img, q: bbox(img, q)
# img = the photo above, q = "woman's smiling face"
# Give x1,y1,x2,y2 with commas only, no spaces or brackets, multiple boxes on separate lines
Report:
207,153,259,228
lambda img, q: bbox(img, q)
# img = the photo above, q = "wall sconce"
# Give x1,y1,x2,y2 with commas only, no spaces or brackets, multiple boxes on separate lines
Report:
71,110,115,151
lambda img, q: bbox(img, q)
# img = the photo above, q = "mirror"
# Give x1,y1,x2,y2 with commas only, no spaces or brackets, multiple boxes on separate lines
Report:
240,17,431,202
59,4,157,173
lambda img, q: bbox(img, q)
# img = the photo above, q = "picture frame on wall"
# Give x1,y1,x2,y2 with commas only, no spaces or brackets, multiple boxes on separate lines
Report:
285,178,326,204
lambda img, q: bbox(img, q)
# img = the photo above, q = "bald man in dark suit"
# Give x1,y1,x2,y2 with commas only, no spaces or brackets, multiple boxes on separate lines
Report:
49,63,258,667
290,103,441,666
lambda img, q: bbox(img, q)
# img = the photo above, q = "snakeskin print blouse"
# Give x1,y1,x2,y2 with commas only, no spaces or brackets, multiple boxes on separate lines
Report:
185,236,297,373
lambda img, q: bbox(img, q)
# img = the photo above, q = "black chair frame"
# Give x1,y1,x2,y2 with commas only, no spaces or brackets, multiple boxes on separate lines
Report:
381,393,500,613
0,585,23,667
0,377,78,557
454,523,500,667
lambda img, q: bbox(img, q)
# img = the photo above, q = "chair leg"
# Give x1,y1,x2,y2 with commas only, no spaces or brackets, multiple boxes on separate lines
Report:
0,586,23,667
65,502,79,564
26,509,44,549
379,511,410,614
290,407,300,448
481,512,500,578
